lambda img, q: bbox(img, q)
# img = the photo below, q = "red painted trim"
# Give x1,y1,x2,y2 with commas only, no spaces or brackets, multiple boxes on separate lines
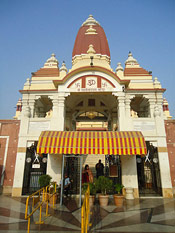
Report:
124,74,152,76
97,131,100,154
126,88,166,92
136,131,142,155
127,132,132,155
97,77,101,88
45,131,51,154
67,74,115,88
82,77,86,88
53,131,59,154
93,132,95,154
19,89,57,93
101,132,104,154
124,132,128,155
67,76,82,88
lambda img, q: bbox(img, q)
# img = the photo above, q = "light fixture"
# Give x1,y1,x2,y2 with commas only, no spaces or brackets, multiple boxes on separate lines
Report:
87,111,96,119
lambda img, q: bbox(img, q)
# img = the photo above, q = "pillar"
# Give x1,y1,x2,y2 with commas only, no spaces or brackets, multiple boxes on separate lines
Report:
12,96,30,196
47,154,63,184
120,155,139,198
117,95,126,131
50,93,66,131
154,99,173,198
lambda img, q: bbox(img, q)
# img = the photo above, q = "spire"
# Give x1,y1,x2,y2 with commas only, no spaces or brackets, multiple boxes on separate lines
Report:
60,61,67,73
153,77,162,88
60,61,67,77
125,51,138,65
82,14,100,26
116,62,124,72
44,53,59,68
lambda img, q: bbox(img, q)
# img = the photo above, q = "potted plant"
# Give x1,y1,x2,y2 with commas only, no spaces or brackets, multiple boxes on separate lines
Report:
82,182,97,206
96,176,113,206
113,183,124,207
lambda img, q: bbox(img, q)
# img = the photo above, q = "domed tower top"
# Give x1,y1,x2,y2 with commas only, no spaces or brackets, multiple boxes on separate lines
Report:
72,15,110,60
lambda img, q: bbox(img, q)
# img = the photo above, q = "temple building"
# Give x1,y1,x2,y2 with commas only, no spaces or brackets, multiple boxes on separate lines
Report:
1,15,174,198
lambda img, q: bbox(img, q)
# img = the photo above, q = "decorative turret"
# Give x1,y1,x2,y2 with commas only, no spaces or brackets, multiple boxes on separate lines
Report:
60,61,68,77
163,98,172,119
153,77,162,89
124,51,150,76
31,53,59,77
115,62,124,78
44,53,59,68
125,51,139,67
13,98,22,119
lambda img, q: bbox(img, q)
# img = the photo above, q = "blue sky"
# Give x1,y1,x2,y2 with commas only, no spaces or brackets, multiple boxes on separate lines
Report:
0,0,174,119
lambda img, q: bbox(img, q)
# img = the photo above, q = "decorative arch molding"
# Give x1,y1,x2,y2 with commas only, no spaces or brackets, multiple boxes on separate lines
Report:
67,74,115,89
57,68,129,93
54,66,130,93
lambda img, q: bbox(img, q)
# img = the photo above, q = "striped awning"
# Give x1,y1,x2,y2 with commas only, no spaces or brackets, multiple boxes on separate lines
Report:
37,131,147,155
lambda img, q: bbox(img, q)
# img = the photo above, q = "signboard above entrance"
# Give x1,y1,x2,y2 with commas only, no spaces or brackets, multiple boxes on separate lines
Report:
68,75,116,92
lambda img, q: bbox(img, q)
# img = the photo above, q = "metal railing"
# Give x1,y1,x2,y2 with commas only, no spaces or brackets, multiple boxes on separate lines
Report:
81,184,92,233
25,182,57,233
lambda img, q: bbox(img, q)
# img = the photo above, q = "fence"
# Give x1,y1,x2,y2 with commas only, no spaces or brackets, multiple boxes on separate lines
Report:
25,182,57,233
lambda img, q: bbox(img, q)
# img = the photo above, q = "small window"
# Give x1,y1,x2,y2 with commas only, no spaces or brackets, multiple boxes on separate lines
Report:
77,101,83,107
100,101,105,106
88,99,95,106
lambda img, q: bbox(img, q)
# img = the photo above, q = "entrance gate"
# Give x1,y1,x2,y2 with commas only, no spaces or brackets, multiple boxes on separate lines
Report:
22,142,47,195
64,154,122,196
137,142,162,196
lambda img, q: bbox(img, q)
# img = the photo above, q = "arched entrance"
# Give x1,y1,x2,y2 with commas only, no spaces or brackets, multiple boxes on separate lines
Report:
65,93,118,131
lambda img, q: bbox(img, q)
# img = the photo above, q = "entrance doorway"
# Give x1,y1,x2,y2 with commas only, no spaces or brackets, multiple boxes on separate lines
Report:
22,142,47,195
63,154,122,196
65,156,79,194
137,142,162,196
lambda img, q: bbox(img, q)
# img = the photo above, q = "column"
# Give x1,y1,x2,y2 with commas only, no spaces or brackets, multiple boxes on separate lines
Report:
153,96,173,197
125,96,133,130
148,97,156,118
50,94,65,131
28,99,35,118
46,154,62,184
120,155,139,198
12,96,30,196
58,94,65,131
117,95,126,131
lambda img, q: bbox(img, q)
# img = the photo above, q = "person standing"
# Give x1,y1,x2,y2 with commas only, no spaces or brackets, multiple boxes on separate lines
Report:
95,159,104,178
82,164,93,183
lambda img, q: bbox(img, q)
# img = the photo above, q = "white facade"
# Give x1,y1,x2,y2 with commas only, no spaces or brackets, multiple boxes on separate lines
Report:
12,15,173,198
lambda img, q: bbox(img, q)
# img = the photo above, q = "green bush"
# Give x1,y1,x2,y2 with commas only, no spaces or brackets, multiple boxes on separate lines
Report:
38,174,52,188
114,183,124,194
95,176,113,195
82,182,96,195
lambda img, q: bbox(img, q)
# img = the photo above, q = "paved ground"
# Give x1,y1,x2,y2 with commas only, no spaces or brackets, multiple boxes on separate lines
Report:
0,195,175,232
